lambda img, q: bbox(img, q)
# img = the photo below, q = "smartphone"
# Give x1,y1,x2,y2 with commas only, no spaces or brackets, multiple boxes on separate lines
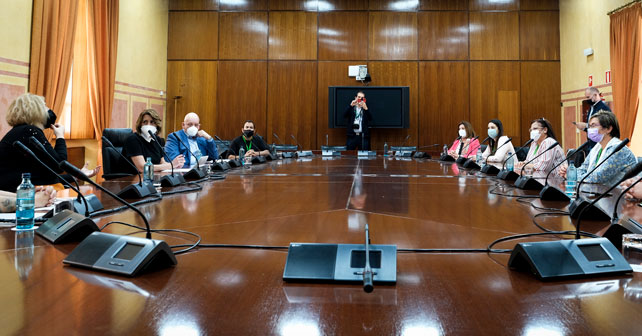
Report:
572,121,577,125
362,98,366,103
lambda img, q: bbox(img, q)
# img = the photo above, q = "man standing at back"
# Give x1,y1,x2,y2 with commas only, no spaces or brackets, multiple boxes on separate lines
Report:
573,87,611,164
166,112,219,168
344,91,372,150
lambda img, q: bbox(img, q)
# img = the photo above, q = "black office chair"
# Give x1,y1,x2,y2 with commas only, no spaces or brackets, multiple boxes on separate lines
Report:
214,139,230,159
102,128,136,180
515,146,529,161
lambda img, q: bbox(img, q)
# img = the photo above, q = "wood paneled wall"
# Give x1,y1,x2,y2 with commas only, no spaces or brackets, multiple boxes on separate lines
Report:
168,0,561,149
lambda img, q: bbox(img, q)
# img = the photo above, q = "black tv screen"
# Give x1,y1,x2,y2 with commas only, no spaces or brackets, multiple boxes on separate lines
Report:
328,86,410,129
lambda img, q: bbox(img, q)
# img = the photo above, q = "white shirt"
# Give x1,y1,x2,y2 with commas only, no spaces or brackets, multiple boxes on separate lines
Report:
354,107,363,134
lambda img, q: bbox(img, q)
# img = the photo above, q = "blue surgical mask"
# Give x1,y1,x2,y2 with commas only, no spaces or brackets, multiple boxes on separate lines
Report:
488,128,498,138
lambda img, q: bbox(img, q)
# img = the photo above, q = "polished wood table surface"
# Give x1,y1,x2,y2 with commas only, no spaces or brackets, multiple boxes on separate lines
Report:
2,156,642,335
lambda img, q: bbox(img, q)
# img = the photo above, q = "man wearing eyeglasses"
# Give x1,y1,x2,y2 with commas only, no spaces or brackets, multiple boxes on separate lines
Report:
344,91,373,150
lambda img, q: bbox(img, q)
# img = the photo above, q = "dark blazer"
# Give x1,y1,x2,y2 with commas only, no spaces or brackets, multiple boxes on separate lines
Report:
586,100,611,123
344,105,373,136
0,124,67,191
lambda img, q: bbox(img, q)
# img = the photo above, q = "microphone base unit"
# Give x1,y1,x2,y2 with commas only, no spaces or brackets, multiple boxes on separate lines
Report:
481,164,500,175
228,159,242,167
283,243,397,286
267,153,279,160
160,173,185,187
439,153,455,162
539,185,571,201
117,181,157,199
281,152,295,158
357,150,376,157
514,176,544,191
296,151,314,157
183,167,208,180
63,232,177,277
455,156,467,165
568,197,610,221
508,238,632,281
211,161,231,171
252,155,268,164
497,169,519,181
394,151,413,157
72,193,104,214
36,209,99,244
462,159,481,170
603,216,642,250
413,151,431,159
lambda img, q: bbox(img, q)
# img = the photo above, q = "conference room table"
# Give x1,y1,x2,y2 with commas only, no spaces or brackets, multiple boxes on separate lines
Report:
1,155,641,335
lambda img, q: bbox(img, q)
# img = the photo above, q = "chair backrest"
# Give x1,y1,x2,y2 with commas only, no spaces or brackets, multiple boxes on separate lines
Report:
214,139,230,159
515,146,529,161
102,128,134,178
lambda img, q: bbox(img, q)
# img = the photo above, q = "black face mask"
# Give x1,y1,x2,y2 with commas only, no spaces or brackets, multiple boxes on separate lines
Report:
243,130,254,138
45,109,57,128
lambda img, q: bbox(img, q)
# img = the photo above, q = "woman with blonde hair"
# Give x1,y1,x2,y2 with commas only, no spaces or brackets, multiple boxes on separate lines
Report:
0,93,99,191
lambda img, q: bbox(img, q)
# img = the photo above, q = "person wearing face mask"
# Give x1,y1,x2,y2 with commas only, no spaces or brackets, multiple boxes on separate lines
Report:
515,118,566,177
227,120,270,159
122,109,185,174
344,91,373,150
572,87,611,164
165,112,218,168
560,110,636,185
480,119,514,164
0,93,100,191
447,121,480,159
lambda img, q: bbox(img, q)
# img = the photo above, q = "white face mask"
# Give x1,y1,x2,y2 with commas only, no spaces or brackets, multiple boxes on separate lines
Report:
530,129,541,141
141,125,157,142
186,126,198,137
458,129,466,138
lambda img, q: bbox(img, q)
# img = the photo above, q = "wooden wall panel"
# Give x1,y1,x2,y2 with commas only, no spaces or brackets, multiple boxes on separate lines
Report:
520,11,560,60
369,12,418,60
419,62,470,147
269,0,317,11
318,12,368,61
268,12,317,60
220,0,267,11
521,0,558,10
469,12,519,60
369,0,418,11
166,61,218,134
470,62,521,141
520,62,561,145
317,62,364,147
420,0,469,11
418,11,468,60
217,61,268,141
267,62,317,149
168,12,218,60
320,0,368,11
469,0,518,11
366,62,418,149
219,12,268,60
169,0,218,11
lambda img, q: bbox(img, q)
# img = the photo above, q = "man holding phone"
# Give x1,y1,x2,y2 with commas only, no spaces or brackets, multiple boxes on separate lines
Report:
571,87,611,165
344,91,373,150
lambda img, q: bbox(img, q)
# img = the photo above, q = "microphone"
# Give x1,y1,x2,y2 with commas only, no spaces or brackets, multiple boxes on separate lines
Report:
496,140,527,180
27,137,101,216
60,160,153,239
539,141,590,201
214,135,224,142
291,134,313,157
147,130,185,187
455,136,480,164
101,136,156,199
326,134,328,146
273,133,285,145
480,137,512,175
362,223,374,293
518,140,559,177
513,141,559,190
171,132,207,179
569,138,631,221
575,161,642,240
610,166,642,225
290,134,303,150
13,141,100,243
461,137,488,169
399,134,411,148
502,139,533,171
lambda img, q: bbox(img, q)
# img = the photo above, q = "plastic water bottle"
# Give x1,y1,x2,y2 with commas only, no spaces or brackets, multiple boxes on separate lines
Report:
16,173,35,230
476,149,482,163
239,147,246,166
566,161,577,198
443,145,448,155
506,152,514,171
383,142,389,157
143,157,154,183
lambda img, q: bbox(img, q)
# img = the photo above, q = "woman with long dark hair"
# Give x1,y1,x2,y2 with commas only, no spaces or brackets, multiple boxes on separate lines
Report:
481,119,514,163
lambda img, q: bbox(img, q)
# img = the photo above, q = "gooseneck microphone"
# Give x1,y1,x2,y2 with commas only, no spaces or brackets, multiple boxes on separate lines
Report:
480,137,512,175
611,169,642,225
486,137,513,166
575,161,642,240
539,141,591,201
60,160,153,239
399,134,411,148
101,136,156,199
544,141,589,187
518,140,559,176
273,133,285,145
26,137,99,216
171,132,207,179
290,134,303,150
14,141,90,216
362,223,374,293
214,135,224,142
147,130,185,187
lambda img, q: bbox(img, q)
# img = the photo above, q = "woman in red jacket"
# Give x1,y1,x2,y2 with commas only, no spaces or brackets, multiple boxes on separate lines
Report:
447,121,481,160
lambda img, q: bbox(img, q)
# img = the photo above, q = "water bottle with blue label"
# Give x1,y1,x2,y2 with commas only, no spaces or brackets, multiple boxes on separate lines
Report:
476,149,482,163
566,161,577,198
239,147,246,166
16,173,35,230
443,145,448,155
194,149,202,164
506,152,514,171
383,142,389,157
143,157,154,183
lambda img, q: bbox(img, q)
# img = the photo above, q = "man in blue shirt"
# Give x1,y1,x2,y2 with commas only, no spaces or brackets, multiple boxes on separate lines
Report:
165,112,219,168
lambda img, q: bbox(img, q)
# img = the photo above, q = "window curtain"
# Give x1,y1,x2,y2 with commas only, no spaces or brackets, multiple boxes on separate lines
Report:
29,0,79,139
609,2,642,141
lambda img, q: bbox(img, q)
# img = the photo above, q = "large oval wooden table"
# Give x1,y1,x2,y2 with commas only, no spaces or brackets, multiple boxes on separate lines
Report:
1,156,641,335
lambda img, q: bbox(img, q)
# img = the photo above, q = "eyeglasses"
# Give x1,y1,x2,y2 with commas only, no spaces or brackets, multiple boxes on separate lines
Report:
588,123,601,128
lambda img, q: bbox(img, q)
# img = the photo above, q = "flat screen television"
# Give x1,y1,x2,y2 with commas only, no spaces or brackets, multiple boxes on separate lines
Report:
328,86,410,129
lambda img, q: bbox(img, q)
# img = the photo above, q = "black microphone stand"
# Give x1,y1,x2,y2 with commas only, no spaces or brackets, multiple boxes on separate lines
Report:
481,137,513,175
147,131,185,187
101,136,156,199
513,141,560,190
539,142,589,201
171,132,207,179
